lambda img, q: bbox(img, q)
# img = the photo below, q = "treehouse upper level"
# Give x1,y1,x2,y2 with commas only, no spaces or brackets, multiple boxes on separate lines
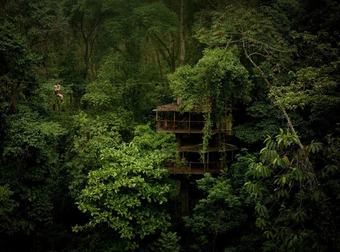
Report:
153,102,233,134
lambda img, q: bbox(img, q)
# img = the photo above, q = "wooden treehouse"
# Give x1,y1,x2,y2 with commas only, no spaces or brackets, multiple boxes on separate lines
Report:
154,102,237,175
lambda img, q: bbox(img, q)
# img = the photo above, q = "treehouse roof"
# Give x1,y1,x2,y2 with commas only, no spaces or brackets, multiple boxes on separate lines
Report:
153,102,180,112
153,102,235,112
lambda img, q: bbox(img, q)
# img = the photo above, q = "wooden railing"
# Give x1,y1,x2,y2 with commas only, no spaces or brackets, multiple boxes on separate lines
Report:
156,119,232,134
165,161,223,174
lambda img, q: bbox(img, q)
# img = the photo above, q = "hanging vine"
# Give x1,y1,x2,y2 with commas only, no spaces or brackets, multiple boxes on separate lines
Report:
169,47,251,161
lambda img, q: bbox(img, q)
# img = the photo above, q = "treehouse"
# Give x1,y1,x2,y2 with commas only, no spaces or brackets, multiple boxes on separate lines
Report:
153,102,237,174
154,102,234,134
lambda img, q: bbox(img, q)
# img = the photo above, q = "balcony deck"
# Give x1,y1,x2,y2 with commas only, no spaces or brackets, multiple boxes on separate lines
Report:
165,162,224,174
156,119,232,134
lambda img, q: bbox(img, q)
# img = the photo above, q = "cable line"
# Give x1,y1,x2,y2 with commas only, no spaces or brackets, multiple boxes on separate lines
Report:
3,79,166,87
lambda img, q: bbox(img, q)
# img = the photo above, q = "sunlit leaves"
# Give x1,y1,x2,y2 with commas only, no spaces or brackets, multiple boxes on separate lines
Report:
74,125,177,248
170,48,250,112
275,129,299,148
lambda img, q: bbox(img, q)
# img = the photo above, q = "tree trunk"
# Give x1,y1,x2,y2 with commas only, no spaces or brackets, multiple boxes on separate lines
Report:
179,0,185,66
156,50,163,78
242,41,304,149
169,33,176,73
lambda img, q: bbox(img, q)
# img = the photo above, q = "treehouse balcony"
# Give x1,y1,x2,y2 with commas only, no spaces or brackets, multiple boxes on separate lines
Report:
165,144,237,175
153,103,233,134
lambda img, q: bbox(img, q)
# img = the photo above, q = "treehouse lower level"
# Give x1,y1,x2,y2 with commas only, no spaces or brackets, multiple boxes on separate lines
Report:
165,162,224,174
165,144,237,175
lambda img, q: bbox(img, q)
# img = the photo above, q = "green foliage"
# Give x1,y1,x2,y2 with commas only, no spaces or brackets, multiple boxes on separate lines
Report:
133,2,179,35
61,0,122,79
234,102,282,144
245,130,340,251
0,185,18,234
170,47,251,112
275,50,340,111
1,0,340,251
0,0,69,81
196,4,293,65
67,110,132,198
185,175,247,249
271,31,340,138
0,104,66,244
82,75,166,124
73,125,178,250
169,47,251,152
3,106,64,158
82,82,123,109
152,231,181,252
183,154,265,252
0,21,29,77
296,0,340,34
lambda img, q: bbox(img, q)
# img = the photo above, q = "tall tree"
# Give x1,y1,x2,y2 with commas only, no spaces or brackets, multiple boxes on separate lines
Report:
179,0,186,66
73,125,180,251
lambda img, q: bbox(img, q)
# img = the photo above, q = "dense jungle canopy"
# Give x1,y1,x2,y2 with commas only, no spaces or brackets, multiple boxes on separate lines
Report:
1,0,340,251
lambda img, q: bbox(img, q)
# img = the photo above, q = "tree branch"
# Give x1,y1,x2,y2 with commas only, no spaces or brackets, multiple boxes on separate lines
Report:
242,39,317,186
